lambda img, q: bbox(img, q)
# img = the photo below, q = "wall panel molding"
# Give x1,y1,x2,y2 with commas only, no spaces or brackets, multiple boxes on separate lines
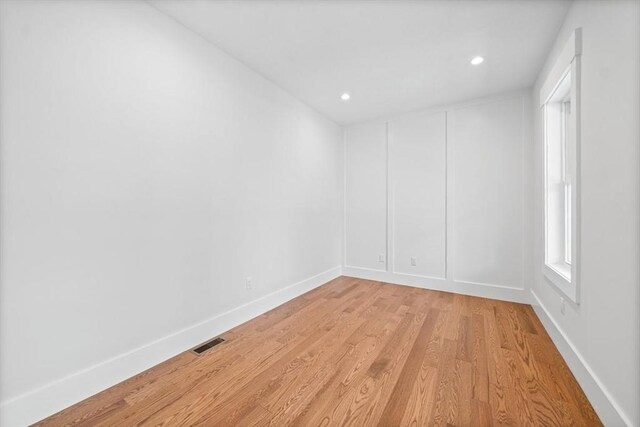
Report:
344,122,388,270
388,111,447,279
343,267,530,304
450,95,526,289
344,89,531,294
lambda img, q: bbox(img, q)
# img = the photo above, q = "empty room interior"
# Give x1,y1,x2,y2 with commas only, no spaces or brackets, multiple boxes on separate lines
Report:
1,0,639,426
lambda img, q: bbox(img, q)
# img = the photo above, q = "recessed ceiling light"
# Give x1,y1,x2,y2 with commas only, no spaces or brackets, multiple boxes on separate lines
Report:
471,56,484,65
341,93,351,101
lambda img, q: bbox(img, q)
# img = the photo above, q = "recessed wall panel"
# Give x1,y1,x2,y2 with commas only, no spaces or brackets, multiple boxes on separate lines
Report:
345,122,388,270
452,96,524,288
389,112,446,278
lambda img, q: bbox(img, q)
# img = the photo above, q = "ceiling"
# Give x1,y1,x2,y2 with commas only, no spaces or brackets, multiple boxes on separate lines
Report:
149,0,571,124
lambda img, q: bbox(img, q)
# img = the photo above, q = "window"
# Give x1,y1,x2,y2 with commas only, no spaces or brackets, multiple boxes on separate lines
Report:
540,28,581,303
544,70,572,281
562,99,572,266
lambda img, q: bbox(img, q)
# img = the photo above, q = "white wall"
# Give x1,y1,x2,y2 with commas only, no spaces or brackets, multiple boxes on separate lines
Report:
451,98,525,288
344,122,387,271
390,111,446,279
0,0,343,423
344,91,532,303
531,1,640,426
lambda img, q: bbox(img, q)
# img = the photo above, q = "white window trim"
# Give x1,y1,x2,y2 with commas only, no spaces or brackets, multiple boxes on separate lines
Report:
540,28,581,304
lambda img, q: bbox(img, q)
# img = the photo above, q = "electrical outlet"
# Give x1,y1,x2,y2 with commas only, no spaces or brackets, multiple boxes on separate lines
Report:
410,256,417,266
560,297,565,315
246,276,253,290
378,254,385,263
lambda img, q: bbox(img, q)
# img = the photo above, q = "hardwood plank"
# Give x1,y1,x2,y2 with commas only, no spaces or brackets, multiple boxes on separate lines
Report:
34,277,602,427
377,309,440,425
485,303,519,426
471,312,490,402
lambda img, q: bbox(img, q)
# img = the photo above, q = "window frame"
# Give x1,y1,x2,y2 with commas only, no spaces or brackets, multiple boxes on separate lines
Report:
561,98,572,266
540,28,581,304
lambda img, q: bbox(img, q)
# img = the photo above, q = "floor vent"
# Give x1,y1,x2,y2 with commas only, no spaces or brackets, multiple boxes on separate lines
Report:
191,337,225,355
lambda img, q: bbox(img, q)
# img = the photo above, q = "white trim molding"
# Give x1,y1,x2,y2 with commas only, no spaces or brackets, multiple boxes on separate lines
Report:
343,267,530,304
539,28,582,108
541,28,582,304
531,291,632,427
343,90,531,304
0,266,343,427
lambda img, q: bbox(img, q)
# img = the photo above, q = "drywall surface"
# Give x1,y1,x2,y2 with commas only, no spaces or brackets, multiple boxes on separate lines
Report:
531,0,640,425
344,122,388,271
344,91,532,301
451,97,524,288
389,111,446,279
0,0,343,422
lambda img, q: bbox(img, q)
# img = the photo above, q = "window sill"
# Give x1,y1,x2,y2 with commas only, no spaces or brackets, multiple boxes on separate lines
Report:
549,262,571,281
544,262,578,304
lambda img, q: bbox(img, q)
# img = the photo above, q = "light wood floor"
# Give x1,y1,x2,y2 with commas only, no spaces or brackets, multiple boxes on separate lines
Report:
36,277,601,426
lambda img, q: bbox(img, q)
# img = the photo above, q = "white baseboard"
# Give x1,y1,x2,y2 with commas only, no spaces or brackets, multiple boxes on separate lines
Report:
530,291,631,427
342,266,530,304
6,268,624,427
0,266,342,427
345,268,631,425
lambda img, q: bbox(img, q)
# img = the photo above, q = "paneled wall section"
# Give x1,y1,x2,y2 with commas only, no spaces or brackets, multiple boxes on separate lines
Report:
344,93,530,301
389,111,447,279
